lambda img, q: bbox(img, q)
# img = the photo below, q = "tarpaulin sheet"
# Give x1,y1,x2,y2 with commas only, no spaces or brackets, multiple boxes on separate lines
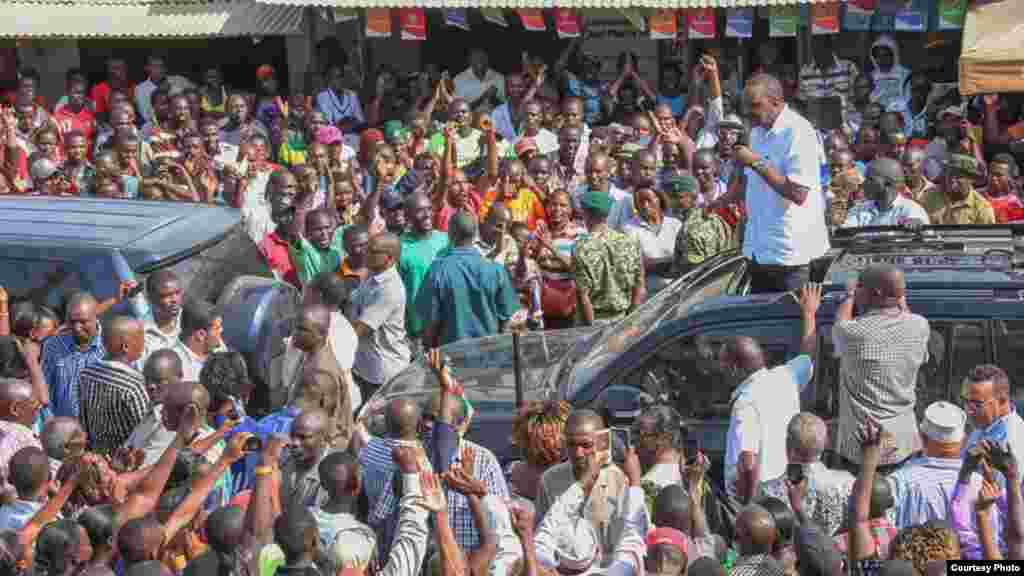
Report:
959,0,1024,95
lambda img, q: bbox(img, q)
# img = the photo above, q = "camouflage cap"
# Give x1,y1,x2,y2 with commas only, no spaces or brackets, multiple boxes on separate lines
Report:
945,153,982,178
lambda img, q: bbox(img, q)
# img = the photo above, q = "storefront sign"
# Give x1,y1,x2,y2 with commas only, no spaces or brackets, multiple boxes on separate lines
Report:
686,8,717,39
811,3,841,34
938,0,967,29
365,8,391,38
399,8,426,40
725,8,754,38
648,10,677,39
517,9,546,31
769,5,799,37
555,8,581,38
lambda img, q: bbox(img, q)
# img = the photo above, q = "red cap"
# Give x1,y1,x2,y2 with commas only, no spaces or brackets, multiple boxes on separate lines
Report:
645,527,689,556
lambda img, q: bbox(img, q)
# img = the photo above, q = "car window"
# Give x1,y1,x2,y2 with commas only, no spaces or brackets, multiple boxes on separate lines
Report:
0,257,83,313
996,320,1024,397
566,256,749,400
815,321,986,423
614,322,796,421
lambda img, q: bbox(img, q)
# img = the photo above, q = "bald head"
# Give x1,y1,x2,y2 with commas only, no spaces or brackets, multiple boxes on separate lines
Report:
302,303,332,335
587,152,610,173
860,264,905,306
103,316,143,356
294,408,329,434
0,377,33,404
565,409,604,436
737,504,777,555
449,210,479,246
867,157,905,184
721,336,767,372
41,417,84,461
387,398,421,439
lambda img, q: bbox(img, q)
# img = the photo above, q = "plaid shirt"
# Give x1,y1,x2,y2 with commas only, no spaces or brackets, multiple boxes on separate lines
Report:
42,333,105,419
369,439,508,551
730,554,785,576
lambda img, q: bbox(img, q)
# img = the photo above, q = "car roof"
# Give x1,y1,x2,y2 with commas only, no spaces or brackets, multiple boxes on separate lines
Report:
0,197,241,270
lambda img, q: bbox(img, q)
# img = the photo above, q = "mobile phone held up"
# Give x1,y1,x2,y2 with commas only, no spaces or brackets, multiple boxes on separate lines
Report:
786,462,805,485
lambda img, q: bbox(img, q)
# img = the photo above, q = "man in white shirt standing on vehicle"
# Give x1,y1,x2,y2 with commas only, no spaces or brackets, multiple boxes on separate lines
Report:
713,74,829,294
724,284,822,506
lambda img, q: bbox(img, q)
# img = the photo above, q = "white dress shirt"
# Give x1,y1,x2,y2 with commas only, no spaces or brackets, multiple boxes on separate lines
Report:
842,196,930,228
726,355,812,497
454,68,505,108
743,105,830,266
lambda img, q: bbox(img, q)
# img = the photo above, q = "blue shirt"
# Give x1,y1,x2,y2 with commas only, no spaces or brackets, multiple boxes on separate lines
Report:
41,334,105,418
567,76,607,126
841,196,930,228
887,456,976,530
414,246,520,346
0,500,43,531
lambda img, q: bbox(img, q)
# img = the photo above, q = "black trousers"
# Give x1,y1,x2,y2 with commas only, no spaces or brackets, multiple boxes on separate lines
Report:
749,259,810,294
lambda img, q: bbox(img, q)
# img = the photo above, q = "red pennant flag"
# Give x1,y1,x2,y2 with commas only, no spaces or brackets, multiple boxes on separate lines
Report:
399,8,426,40
365,8,391,38
554,8,580,38
686,8,717,39
517,9,546,32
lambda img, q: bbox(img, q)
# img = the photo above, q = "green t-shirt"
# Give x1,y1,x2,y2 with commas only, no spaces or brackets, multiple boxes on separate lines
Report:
398,230,449,337
289,227,346,286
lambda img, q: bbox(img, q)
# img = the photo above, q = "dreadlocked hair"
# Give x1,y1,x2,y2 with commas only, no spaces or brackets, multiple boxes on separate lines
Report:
889,522,960,576
511,400,570,468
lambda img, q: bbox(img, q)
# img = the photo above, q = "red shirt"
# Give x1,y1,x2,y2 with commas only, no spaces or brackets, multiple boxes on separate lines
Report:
987,194,1024,223
90,82,136,115
434,191,483,232
53,106,98,153
258,231,300,288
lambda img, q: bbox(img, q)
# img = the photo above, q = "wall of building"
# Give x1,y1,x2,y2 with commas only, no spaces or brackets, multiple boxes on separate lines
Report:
18,40,81,103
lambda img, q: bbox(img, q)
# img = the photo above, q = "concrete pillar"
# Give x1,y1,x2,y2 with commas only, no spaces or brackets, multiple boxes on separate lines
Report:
17,40,80,103
286,9,312,93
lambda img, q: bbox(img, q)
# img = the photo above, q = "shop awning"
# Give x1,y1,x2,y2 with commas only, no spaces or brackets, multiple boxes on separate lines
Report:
256,0,819,8
0,0,305,38
959,0,1024,95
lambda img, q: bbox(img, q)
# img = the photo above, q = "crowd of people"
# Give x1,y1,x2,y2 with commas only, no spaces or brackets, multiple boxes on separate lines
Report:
0,30,1023,576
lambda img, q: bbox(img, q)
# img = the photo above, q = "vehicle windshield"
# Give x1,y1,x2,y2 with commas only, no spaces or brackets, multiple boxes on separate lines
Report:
363,327,597,433
560,253,744,399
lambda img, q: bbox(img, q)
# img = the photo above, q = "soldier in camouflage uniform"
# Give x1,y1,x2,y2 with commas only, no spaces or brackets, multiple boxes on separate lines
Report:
674,202,744,276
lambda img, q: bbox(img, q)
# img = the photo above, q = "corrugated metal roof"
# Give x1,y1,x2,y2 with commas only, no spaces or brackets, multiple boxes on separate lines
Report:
0,1,304,37
259,0,817,6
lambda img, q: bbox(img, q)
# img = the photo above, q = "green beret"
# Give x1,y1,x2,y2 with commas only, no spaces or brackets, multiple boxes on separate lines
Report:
666,174,698,195
615,142,645,160
945,153,982,178
581,190,615,217
383,120,405,142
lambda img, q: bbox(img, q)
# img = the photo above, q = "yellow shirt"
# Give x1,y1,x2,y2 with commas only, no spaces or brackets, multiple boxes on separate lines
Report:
929,189,996,225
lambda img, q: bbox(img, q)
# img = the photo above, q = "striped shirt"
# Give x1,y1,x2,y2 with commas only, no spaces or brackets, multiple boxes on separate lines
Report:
359,435,402,512
798,56,859,113
370,439,508,552
887,456,971,530
41,334,106,418
79,360,150,455
951,476,1009,559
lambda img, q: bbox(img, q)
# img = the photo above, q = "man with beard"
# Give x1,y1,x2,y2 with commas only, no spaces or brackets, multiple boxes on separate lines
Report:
535,409,628,565
42,292,105,418
552,125,586,193
842,158,928,228
398,192,449,348
980,153,1024,223
427,99,482,170
900,147,935,207
53,78,97,157
218,94,269,148
258,172,302,287
140,270,185,367
929,154,996,225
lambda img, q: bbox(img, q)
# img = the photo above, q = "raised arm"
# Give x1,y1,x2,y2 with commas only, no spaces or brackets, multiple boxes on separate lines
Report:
850,421,883,561
162,433,248,544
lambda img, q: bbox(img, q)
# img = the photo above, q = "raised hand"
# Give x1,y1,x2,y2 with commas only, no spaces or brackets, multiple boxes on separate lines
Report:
443,468,487,497
420,472,447,512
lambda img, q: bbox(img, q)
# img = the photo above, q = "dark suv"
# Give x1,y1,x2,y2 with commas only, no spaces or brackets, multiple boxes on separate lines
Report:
365,225,1024,471
0,197,300,408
